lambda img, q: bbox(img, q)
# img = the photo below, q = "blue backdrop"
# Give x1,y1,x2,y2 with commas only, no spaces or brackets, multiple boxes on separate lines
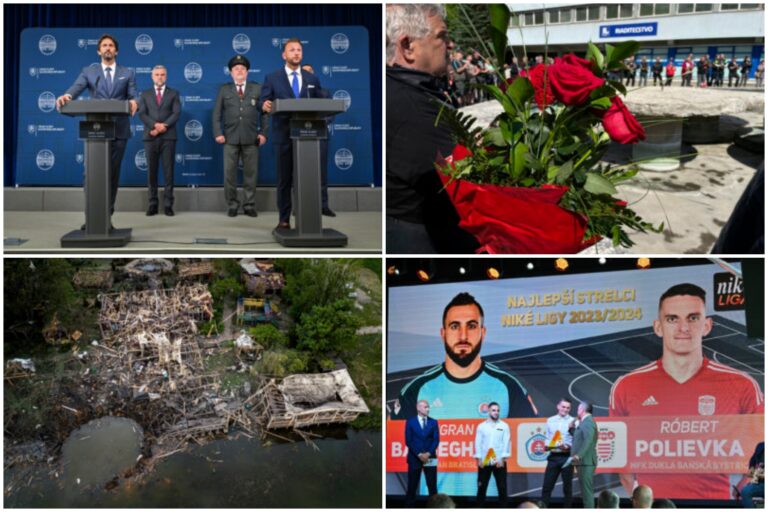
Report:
4,4,382,187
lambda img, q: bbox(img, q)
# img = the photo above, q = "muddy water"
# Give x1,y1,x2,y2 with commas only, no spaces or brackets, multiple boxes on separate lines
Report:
5,428,380,508
60,417,144,489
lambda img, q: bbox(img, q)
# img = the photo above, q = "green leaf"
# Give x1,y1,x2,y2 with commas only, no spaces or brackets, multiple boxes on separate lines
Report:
584,173,618,195
488,4,511,71
510,142,527,178
499,119,514,145
586,42,604,71
485,84,516,116
547,165,560,181
555,160,575,184
609,79,627,96
524,152,544,171
607,41,640,69
486,127,506,147
506,76,534,108
590,97,612,109
605,43,615,64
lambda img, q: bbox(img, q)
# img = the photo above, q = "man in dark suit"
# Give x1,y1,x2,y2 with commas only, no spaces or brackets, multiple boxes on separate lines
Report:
138,65,181,216
259,38,325,230
405,399,440,507
213,55,269,218
56,34,138,222
571,401,598,508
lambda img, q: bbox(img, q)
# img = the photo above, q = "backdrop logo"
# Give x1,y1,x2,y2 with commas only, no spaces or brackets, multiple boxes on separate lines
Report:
135,150,148,171
333,90,351,110
334,148,353,170
698,395,716,416
78,39,87,49
135,34,154,55
322,65,330,76
477,402,489,416
76,154,84,164
232,33,251,54
271,37,281,48
714,272,744,311
184,62,203,83
38,92,56,113
330,33,350,54
596,427,617,464
29,67,38,78
524,427,549,462
39,34,57,56
27,125,37,135
176,154,184,165
36,149,55,171
185,120,203,141
174,39,184,49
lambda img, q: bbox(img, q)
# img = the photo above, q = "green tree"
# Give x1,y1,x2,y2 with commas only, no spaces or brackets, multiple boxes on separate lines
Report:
282,259,356,322
296,299,360,355
247,324,289,349
446,4,492,55
209,277,244,306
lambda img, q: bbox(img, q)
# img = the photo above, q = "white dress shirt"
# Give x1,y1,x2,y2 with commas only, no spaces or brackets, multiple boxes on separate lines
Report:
474,418,511,463
284,65,302,94
546,413,575,451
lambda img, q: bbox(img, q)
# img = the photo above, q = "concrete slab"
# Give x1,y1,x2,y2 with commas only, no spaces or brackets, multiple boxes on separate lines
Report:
4,211,382,253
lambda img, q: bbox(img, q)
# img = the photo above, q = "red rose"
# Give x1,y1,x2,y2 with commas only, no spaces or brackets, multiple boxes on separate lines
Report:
548,56,605,106
524,64,555,110
599,96,646,144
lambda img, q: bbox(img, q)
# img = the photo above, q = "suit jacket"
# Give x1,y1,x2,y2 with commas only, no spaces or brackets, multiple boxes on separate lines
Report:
572,415,598,466
258,68,323,145
212,82,269,146
138,86,181,141
405,415,440,468
64,63,138,139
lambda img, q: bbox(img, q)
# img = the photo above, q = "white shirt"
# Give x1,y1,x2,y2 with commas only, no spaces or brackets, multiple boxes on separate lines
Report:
546,413,574,450
154,84,166,96
474,418,510,462
284,65,302,93
101,62,117,80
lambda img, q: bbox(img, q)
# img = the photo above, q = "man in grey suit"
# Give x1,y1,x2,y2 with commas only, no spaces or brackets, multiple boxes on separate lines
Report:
56,34,138,223
138,65,181,216
213,55,269,218
571,401,598,508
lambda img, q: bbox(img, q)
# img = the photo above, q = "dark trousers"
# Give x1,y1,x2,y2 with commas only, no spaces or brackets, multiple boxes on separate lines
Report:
386,216,436,253
320,139,329,209
541,453,574,507
109,138,127,215
405,464,437,508
477,465,507,508
275,142,293,223
145,138,176,209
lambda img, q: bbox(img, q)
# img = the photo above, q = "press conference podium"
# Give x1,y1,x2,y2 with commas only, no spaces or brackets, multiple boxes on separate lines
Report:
272,98,348,247
59,99,132,248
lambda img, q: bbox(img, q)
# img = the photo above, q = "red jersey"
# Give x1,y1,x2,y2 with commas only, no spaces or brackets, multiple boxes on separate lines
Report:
610,358,764,500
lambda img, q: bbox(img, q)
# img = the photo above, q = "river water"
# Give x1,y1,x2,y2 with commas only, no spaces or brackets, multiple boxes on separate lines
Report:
5,428,381,508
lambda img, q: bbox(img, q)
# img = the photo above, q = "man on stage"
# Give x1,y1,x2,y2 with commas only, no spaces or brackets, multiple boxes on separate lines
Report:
259,38,324,230
213,55,269,218
609,283,764,499
541,398,575,508
138,65,181,217
572,401,598,508
474,401,510,507
405,399,440,507
56,34,138,225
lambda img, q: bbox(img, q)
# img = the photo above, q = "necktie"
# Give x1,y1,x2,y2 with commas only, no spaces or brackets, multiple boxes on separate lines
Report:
156,87,162,106
237,84,244,99
105,67,113,93
420,417,425,430
291,71,300,98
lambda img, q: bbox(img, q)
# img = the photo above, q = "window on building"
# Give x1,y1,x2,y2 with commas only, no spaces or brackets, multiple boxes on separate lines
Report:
694,4,713,12
677,4,694,13
559,8,572,22
588,6,601,20
620,4,633,17
639,4,653,16
524,12,534,25
606,4,619,18
739,4,761,9
720,3,739,10
576,6,587,21
655,4,671,14
534,11,544,24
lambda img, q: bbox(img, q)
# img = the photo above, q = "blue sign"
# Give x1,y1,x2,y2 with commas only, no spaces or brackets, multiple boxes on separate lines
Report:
599,22,658,38
17,27,374,187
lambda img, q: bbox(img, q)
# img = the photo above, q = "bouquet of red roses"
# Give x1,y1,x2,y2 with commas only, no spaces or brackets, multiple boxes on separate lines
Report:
437,5,662,253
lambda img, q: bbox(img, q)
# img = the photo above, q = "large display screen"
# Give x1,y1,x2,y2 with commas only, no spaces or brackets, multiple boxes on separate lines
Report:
386,262,763,500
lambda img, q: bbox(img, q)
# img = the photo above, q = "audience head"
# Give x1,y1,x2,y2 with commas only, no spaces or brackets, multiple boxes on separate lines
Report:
632,485,654,508
597,489,620,508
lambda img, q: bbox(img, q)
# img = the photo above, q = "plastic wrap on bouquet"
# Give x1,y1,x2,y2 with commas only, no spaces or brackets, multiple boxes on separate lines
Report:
438,146,597,254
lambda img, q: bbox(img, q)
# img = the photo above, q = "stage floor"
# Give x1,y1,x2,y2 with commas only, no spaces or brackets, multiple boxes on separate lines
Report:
4,211,381,253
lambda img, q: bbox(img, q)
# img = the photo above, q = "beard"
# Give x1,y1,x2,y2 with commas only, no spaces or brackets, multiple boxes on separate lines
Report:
443,338,482,368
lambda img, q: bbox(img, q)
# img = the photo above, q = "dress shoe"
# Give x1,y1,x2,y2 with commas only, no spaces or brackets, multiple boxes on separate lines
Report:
146,206,158,216
243,208,258,218
276,221,290,230
164,207,174,216
227,208,238,217
322,207,337,217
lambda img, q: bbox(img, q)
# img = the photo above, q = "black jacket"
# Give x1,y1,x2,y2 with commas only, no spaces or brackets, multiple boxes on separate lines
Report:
386,65,479,253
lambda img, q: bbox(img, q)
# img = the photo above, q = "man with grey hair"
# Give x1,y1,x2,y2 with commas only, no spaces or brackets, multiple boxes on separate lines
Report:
386,4,478,254
632,485,653,508
138,64,181,216
597,489,620,508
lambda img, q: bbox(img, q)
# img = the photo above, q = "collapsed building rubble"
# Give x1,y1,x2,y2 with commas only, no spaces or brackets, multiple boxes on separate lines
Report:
73,268,114,289
177,260,214,280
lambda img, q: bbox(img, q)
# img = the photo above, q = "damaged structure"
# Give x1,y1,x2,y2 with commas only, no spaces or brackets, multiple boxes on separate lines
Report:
250,369,370,429
73,268,114,289
240,260,285,295
177,260,214,281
